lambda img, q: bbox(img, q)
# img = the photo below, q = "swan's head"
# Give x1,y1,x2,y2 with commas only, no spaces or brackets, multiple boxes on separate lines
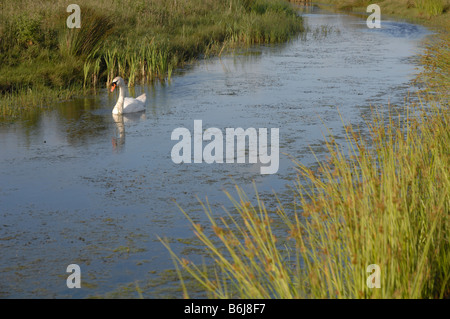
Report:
110,76,125,92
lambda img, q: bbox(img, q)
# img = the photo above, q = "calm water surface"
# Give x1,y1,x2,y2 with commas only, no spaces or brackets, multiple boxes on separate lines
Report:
0,7,429,298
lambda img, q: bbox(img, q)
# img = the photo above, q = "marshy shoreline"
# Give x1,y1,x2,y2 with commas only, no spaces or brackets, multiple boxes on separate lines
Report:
0,0,304,120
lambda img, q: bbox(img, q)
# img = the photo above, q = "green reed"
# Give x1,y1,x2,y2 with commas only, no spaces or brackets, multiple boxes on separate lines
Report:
0,85,80,120
139,45,147,82
117,50,127,79
145,40,157,79
83,60,91,89
104,48,117,87
127,52,138,87
414,0,444,16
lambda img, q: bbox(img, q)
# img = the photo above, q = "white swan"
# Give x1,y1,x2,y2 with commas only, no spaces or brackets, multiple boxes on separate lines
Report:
110,76,146,114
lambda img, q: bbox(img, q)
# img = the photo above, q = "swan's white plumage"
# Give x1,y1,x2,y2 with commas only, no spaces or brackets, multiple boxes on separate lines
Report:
111,76,146,114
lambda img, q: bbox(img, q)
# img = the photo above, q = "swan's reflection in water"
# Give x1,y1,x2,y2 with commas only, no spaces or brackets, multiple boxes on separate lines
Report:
111,112,146,152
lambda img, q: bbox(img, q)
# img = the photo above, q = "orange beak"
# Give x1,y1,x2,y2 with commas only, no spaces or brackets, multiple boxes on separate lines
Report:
110,83,116,93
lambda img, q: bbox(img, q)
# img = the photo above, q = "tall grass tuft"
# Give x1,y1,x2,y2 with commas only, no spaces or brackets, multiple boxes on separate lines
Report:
59,7,114,58
127,51,138,87
92,57,101,88
163,95,450,298
0,85,80,121
414,0,444,16
104,48,117,87
83,60,91,89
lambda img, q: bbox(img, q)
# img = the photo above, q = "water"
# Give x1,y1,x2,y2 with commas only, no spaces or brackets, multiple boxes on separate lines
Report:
0,8,430,298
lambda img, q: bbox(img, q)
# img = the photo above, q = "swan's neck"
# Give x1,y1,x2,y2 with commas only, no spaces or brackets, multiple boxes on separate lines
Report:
113,85,126,114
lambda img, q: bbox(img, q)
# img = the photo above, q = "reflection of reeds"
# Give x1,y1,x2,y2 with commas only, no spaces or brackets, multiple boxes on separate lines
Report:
0,86,78,120
93,57,101,88
309,25,338,40
164,94,450,299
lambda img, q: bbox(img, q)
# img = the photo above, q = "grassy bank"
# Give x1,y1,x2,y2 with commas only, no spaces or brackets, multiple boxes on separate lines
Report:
163,2,450,299
315,0,450,29
0,0,304,120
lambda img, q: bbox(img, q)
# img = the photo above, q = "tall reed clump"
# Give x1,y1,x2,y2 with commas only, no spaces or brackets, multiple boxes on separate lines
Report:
163,95,450,299
414,0,445,16
101,38,176,87
60,7,114,90
59,7,114,58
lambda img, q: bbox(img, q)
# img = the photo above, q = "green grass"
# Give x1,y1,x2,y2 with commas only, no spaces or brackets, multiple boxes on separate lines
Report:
414,0,445,16
0,0,304,121
415,33,450,99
